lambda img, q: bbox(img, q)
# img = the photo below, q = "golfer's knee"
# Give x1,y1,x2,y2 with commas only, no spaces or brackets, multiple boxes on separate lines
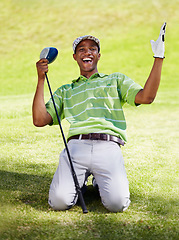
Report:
102,196,130,213
48,190,76,211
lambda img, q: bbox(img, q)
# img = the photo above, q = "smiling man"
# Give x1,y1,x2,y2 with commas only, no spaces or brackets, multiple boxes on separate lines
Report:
33,23,166,212
72,36,101,78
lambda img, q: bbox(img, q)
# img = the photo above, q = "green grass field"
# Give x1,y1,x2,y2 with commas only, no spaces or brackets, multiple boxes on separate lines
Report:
0,0,178,239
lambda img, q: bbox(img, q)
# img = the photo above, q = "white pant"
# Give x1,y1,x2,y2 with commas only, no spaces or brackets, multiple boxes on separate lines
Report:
48,139,130,212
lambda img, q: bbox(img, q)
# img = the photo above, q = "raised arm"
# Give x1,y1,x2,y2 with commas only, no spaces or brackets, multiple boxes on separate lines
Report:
135,22,166,105
32,59,53,127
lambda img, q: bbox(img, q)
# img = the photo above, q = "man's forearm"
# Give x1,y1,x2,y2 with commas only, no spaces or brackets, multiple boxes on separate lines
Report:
135,58,163,104
32,80,52,127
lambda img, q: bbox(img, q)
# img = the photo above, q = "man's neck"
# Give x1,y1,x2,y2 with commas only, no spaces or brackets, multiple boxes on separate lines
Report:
80,70,99,79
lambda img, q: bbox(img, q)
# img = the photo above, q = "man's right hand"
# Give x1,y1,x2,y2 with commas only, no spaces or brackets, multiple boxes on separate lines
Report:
36,58,49,80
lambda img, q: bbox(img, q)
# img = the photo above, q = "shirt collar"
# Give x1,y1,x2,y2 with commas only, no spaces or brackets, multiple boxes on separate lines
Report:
72,73,107,83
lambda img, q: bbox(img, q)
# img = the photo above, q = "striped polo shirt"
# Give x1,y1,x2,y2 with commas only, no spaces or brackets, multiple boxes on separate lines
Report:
45,72,142,142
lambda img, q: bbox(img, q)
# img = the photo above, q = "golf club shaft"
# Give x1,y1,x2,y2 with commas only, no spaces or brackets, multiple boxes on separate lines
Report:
45,73,88,214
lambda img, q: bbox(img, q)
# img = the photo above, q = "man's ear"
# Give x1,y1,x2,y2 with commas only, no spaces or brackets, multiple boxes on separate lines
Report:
98,53,101,60
73,54,77,61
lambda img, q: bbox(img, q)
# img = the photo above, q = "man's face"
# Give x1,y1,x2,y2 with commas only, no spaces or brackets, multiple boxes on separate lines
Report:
73,39,101,77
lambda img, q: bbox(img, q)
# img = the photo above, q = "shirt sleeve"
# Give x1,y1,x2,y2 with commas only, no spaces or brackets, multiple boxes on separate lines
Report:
118,74,143,106
45,87,64,125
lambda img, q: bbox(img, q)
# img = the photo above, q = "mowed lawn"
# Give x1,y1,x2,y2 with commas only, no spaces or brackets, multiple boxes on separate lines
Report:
0,0,178,239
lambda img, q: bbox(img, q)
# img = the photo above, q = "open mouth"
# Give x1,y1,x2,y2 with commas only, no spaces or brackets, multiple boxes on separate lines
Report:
82,57,92,63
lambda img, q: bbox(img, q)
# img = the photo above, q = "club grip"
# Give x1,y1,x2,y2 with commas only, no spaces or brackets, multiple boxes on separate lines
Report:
78,190,88,214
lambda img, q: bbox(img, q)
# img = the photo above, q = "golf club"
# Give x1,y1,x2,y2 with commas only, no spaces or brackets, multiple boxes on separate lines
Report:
40,47,88,214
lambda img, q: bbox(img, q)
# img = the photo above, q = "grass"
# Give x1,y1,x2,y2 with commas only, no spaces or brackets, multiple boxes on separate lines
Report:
0,0,179,239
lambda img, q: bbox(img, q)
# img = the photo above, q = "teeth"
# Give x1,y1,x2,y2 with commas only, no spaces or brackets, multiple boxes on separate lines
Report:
83,58,92,61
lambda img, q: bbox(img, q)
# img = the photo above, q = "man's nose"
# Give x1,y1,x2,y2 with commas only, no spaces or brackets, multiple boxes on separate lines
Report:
86,48,92,55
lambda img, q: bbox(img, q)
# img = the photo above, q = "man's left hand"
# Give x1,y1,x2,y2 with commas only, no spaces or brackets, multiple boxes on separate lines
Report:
150,22,167,59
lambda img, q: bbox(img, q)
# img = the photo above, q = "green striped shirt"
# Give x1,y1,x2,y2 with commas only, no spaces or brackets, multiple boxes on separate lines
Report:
45,72,142,142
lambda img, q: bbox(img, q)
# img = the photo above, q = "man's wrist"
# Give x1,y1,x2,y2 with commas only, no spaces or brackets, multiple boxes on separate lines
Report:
153,56,165,59
38,75,46,82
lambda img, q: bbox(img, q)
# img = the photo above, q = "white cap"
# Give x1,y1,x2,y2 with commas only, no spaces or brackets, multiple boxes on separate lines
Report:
73,35,100,53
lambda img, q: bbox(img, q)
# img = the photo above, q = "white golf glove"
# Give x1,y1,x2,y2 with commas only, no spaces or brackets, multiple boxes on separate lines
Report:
150,22,166,58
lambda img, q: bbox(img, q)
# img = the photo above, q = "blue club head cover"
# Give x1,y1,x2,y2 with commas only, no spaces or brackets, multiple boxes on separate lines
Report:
40,47,58,64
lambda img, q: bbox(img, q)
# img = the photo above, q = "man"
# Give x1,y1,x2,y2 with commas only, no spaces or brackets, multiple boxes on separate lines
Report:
32,23,166,212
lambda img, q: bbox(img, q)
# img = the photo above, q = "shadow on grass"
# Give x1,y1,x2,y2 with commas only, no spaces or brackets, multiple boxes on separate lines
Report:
77,185,107,213
0,170,50,210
